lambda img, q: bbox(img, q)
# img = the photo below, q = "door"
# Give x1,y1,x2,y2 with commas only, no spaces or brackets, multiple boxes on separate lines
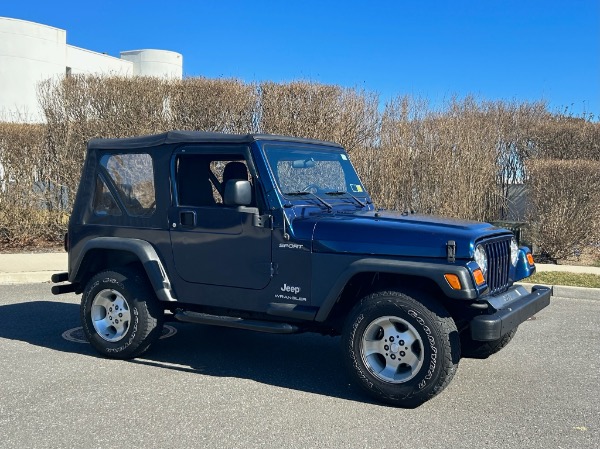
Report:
168,148,272,290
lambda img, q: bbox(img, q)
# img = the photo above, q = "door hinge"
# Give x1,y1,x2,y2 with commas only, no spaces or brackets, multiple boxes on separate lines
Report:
254,214,272,228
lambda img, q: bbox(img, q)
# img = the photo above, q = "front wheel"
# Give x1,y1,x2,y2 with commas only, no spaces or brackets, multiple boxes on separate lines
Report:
81,269,164,359
342,290,460,407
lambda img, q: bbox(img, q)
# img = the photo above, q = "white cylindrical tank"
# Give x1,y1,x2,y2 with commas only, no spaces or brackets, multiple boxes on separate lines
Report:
120,49,183,79
0,17,67,122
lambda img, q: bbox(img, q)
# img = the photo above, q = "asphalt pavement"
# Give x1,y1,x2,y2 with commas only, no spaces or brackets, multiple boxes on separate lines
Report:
0,283,598,448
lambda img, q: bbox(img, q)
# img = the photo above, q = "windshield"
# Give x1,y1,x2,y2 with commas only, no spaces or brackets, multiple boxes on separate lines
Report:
263,144,367,198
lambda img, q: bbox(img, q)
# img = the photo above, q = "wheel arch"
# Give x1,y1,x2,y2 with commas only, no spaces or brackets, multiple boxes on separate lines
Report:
315,258,477,324
71,237,177,302
323,271,451,330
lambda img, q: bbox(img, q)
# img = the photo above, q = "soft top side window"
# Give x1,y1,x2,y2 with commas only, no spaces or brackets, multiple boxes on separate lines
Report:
93,175,121,216
176,154,255,207
100,153,156,217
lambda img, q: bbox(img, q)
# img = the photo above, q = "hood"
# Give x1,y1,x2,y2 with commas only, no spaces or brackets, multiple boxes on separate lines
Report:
290,210,511,259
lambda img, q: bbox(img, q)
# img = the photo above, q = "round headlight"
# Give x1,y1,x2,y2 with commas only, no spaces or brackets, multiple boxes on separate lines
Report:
474,244,488,275
510,237,519,266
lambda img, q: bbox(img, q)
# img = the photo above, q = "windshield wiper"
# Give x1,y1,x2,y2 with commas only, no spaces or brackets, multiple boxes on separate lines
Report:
284,191,333,211
324,191,366,208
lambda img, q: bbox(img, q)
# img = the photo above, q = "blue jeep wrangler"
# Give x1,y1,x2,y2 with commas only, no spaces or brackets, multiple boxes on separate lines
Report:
52,131,550,406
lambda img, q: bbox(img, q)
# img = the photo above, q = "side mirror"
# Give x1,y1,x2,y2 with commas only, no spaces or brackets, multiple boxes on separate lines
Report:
224,180,252,206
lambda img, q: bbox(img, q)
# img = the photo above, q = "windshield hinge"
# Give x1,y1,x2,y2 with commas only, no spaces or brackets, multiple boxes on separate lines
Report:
282,209,290,240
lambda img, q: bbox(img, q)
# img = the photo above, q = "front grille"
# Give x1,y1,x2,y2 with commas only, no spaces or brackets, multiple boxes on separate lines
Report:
482,237,511,295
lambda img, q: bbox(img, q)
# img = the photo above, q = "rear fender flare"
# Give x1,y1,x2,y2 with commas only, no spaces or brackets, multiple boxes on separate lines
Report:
71,237,177,302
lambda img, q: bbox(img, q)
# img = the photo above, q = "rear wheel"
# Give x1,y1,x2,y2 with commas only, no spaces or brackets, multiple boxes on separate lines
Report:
342,290,460,407
81,269,164,359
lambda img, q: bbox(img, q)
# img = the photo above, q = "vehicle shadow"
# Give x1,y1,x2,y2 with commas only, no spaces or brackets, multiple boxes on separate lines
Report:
0,300,93,356
0,300,374,405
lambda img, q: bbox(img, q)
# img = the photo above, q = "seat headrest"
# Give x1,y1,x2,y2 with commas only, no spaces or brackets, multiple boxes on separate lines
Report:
223,161,248,182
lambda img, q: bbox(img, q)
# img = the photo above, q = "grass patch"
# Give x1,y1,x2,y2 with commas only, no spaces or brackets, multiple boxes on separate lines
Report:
525,272,600,289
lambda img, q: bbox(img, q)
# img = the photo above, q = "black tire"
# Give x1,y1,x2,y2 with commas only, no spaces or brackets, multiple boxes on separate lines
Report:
460,327,518,359
342,290,460,407
81,269,164,359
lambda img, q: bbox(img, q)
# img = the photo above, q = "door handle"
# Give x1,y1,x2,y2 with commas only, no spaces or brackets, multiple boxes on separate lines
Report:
180,211,196,227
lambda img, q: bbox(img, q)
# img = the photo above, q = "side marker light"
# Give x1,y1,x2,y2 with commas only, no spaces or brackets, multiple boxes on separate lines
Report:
444,274,462,290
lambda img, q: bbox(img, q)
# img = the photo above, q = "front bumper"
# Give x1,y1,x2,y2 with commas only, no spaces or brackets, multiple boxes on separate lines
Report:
470,285,552,341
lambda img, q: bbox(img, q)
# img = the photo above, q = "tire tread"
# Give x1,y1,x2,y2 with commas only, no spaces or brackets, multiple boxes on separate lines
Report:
343,290,460,407
81,268,163,359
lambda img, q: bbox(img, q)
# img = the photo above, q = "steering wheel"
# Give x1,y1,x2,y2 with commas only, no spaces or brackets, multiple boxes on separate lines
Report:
301,183,320,194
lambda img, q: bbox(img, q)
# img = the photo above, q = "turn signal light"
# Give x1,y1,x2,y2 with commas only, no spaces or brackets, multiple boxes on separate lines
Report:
444,274,462,290
526,253,535,265
473,268,485,286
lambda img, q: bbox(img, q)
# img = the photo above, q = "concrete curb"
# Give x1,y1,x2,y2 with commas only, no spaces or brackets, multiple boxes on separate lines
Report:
0,252,67,286
0,272,55,285
517,283,600,301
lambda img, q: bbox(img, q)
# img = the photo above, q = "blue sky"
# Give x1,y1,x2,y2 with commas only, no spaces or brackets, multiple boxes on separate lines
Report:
3,0,599,118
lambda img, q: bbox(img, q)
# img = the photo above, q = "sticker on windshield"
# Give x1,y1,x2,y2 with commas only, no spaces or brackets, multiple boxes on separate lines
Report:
350,184,363,193
340,154,348,160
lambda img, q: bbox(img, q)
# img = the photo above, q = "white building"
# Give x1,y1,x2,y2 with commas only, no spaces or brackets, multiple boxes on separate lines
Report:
0,17,183,122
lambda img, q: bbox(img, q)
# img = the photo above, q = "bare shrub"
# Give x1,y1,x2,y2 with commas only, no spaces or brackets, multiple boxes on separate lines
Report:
527,159,600,262
1,73,598,257
259,81,379,154
331,87,379,154
532,114,600,160
169,77,256,133
490,101,547,218
355,96,507,221
38,75,172,212
0,122,66,246
39,75,171,138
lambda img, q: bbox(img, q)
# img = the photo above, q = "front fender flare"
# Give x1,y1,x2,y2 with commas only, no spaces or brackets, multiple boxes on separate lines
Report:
314,258,477,322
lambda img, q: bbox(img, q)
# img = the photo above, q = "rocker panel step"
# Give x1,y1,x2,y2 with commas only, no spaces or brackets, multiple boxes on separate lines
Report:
174,310,299,334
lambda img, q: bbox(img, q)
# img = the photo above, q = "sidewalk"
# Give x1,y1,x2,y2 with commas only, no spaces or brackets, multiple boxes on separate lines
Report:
519,263,600,300
0,251,598,299
0,252,68,285
535,264,600,275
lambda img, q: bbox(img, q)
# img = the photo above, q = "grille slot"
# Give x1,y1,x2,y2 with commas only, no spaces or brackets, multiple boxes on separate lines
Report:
482,237,511,295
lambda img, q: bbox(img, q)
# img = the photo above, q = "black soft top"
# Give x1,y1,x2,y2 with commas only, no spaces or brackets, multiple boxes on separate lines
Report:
88,131,343,151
